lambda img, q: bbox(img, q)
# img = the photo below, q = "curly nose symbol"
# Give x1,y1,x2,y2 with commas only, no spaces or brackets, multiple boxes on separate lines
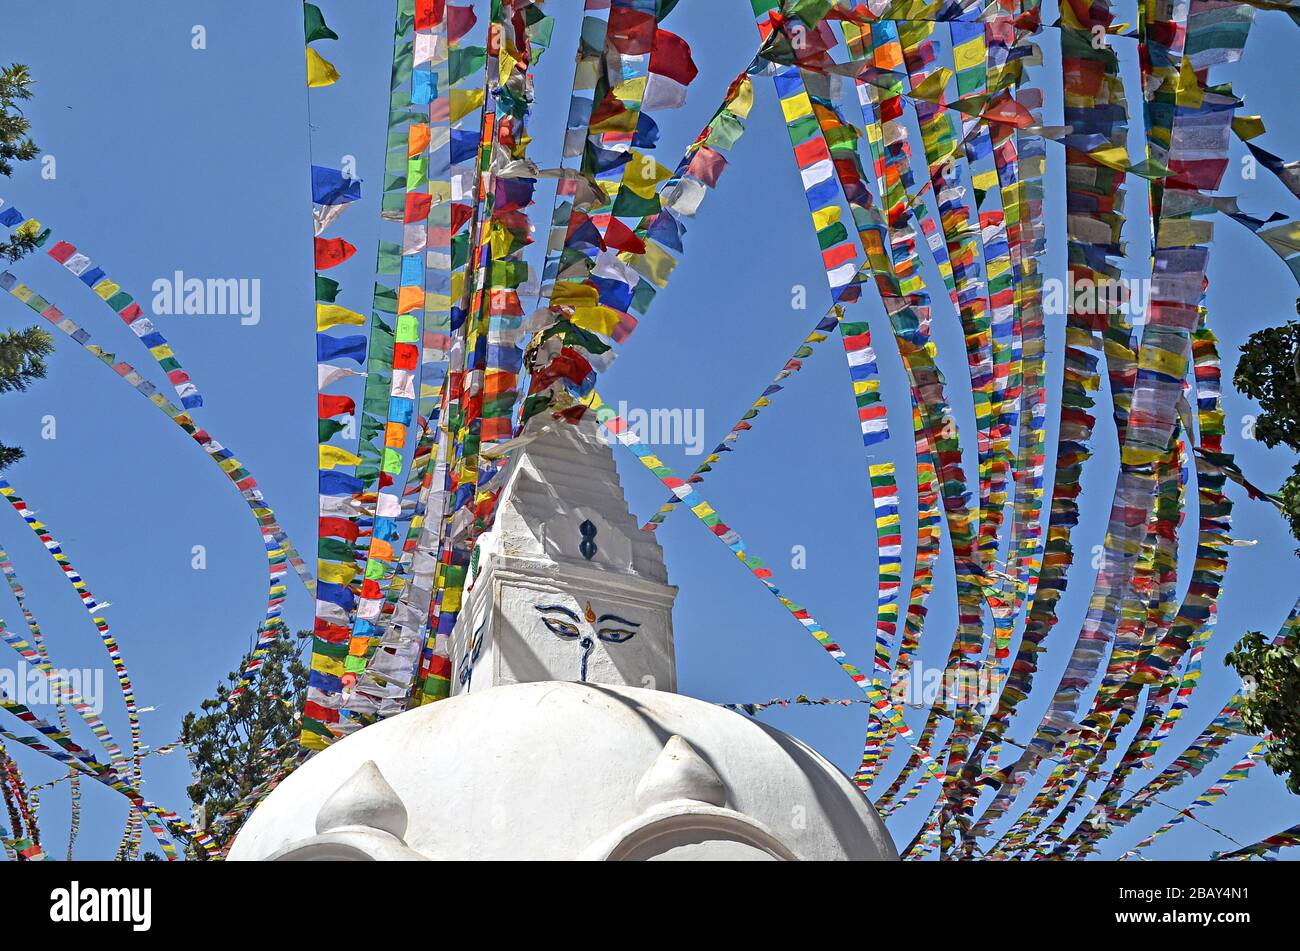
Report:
579,636,594,682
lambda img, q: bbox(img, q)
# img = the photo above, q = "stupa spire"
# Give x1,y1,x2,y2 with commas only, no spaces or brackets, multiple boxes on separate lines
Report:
447,414,678,694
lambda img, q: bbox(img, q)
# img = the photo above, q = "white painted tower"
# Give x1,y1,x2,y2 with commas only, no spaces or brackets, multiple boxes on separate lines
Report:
229,415,898,861
448,415,677,696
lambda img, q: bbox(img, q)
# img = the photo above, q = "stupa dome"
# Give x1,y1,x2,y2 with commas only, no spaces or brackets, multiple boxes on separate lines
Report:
229,680,897,861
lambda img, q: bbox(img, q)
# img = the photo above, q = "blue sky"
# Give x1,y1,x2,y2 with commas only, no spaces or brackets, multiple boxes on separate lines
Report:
1,0,1298,860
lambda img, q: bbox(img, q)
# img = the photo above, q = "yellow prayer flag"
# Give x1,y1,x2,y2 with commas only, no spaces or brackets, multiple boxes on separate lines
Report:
317,562,358,586
306,47,340,88
620,241,676,289
310,653,346,678
1086,144,1131,171
911,68,953,103
551,282,600,309
952,39,984,73
315,304,366,331
498,47,517,88
1138,345,1187,379
621,154,673,198
451,88,485,124
811,205,841,231
728,78,755,119
1156,219,1213,249
569,305,622,336
972,168,1000,194
613,77,648,103
300,732,330,751
1258,220,1300,258
1232,115,1266,141
319,445,362,470
1175,57,1204,109
780,93,814,124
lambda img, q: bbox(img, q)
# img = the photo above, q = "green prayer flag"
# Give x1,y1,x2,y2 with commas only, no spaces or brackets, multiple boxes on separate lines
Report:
319,419,347,443
316,274,341,303
304,4,339,44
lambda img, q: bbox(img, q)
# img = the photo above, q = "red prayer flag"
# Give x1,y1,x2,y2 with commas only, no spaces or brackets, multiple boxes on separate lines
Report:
447,4,477,43
314,237,358,270
608,7,656,55
415,0,444,30
686,147,727,188
319,516,360,542
603,218,647,255
318,394,356,418
405,192,433,223
650,29,698,86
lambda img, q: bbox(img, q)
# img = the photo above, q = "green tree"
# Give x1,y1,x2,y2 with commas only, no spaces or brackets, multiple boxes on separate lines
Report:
1227,318,1300,794
0,327,54,470
1236,319,1300,452
181,632,309,857
1225,631,1300,796
1,64,40,262
1235,317,1300,545
0,64,53,471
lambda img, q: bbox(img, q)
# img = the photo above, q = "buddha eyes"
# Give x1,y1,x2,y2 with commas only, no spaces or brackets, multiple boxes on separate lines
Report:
541,617,580,639
536,606,639,645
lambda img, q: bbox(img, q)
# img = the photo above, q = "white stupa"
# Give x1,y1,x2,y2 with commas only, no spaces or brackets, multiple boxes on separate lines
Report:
229,416,897,861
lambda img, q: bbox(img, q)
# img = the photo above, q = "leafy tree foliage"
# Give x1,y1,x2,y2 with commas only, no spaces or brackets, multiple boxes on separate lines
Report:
1227,319,1300,794
1235,317,1300,548
1281,463,1300,544
0,65,52,471
0,64,40,262
1225,631,1300,796
0,324,54,471
181,632,309,857
1235,319,1300,453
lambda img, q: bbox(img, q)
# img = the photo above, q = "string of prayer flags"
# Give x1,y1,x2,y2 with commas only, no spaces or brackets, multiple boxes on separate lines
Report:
0,748,41,860
0,269,311,701
1059,595,1300,857
521,2,721,431
1011,6,1260,858
960,0,1132,846
787,13,987,844
0,208,205,411
383,3,493,719
0,698,216,858
750,31,944,786
1123,743,1263,859
642,304,845,532
1212,821,1300,861
303,1,384,744
0,552,127,769
0,546,128,851
0,479,143,785
371,2,485,716
839,17,954,794
414,1,542,714
535,0,616,291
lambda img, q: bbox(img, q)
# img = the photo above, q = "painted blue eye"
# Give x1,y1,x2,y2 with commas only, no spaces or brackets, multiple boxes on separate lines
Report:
597,628,636,644
542,617,580,639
